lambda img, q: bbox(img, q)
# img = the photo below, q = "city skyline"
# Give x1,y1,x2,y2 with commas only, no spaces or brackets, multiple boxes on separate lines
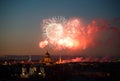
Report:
0,0,120,57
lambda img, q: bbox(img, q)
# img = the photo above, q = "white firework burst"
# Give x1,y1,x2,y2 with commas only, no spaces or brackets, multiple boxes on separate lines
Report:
42,16,66,40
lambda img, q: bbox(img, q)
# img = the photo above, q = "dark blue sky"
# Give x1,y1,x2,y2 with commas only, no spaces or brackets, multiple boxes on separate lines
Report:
0,0,120,56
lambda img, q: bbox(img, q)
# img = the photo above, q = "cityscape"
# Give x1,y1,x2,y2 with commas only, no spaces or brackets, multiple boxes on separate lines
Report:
0,51,120,81
1,0,120,81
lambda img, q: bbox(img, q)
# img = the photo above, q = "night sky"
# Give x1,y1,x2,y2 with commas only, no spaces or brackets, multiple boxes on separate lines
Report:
0,0,120,56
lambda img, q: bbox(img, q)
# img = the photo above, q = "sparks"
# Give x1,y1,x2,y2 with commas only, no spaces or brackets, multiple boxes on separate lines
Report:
39,17,82,50
39,17,119,52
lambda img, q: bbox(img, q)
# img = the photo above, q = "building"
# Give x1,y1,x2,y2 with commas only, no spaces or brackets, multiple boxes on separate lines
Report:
20,65,29,78
29,64,37,76
43,51,52,66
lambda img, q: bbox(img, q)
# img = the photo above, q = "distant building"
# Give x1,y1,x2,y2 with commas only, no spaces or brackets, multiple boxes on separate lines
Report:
20,65,28,78
29,64,37,76
43,51,52,66
38,67,46,78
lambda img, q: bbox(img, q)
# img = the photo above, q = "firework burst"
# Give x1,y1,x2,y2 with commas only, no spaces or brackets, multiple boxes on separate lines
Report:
39,17,120,52
39,17,84,50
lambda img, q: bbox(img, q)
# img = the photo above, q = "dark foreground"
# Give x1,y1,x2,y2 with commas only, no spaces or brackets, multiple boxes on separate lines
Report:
0,62,120,81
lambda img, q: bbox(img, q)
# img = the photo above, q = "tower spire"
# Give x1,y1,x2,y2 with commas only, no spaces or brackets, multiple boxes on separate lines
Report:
59,53,62,63
28,55,31,62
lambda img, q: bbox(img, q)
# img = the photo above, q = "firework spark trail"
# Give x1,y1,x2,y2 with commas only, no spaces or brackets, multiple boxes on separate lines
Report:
39,17,120,52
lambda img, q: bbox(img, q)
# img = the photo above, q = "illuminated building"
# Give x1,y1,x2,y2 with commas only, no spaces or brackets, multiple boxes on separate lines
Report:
20,65,28,78
29,64,37,76
38,67,46,78
43,51,52,66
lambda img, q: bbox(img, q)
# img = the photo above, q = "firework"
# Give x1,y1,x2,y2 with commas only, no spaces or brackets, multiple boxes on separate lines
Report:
39,17,83,50
39,40,48,48
39,17,120,52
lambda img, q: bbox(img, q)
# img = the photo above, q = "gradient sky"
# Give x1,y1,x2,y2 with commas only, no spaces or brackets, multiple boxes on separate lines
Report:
0,0,120,56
